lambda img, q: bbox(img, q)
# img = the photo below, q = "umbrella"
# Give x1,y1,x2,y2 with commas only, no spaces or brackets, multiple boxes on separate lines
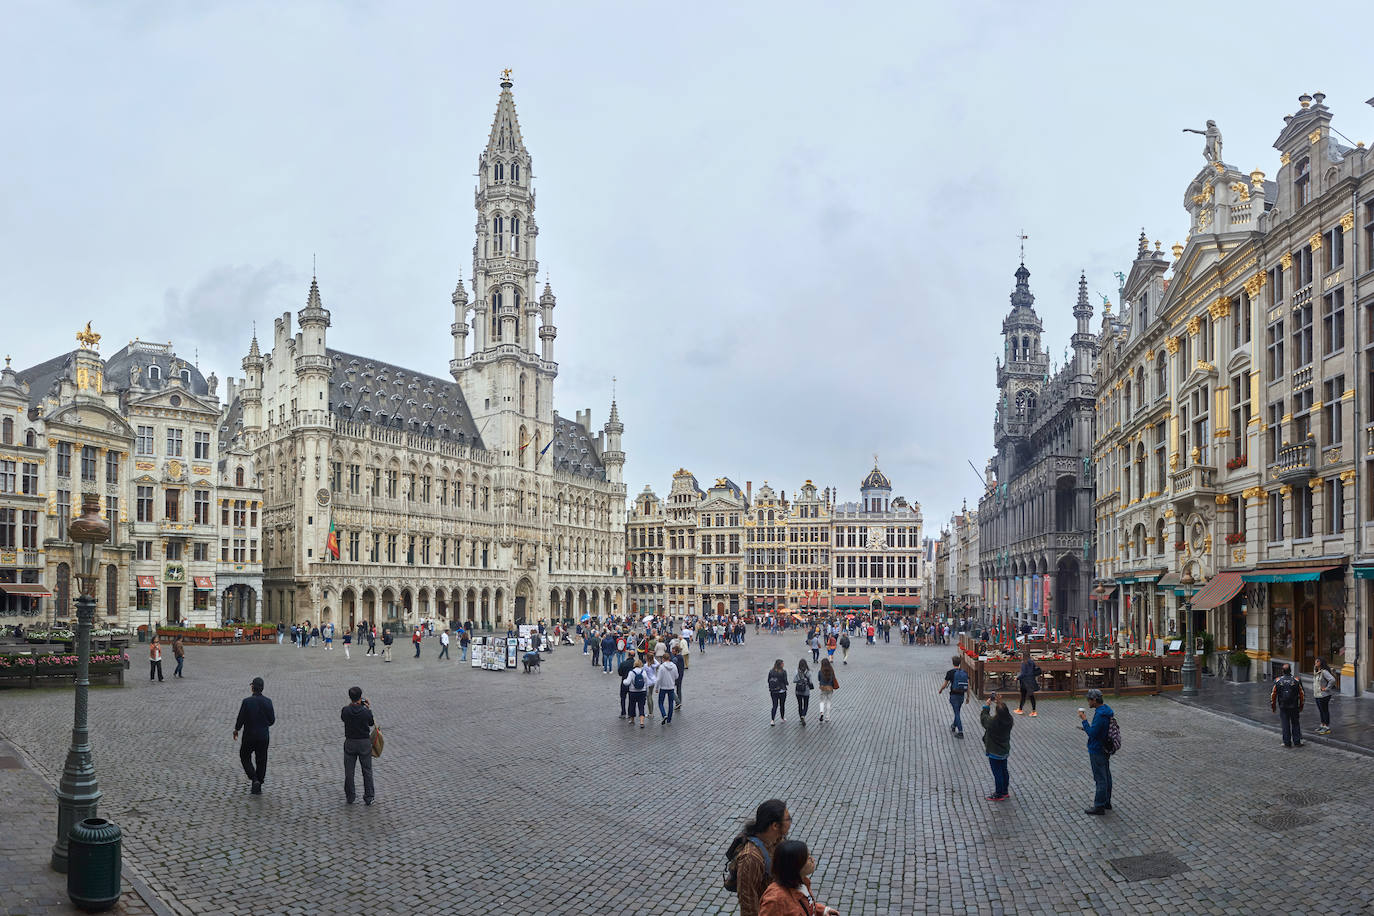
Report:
643,615,655,626
580,614,590,622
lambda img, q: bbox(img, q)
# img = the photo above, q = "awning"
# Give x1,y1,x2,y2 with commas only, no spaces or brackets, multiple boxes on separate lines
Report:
137,576,157,589
1090,585,1119,600
0,584,52,597
1116,569,1165,584
193,577,213,590
1354,564,1374,580
1158,573,1182,589
1189,571,1246,610
1242,564,1341,583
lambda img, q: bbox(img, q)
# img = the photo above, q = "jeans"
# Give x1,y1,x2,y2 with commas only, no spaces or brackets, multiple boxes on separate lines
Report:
699,636,706,654
343,737,374,803
413,642,421,658
1316,696,1331,726
796,693,810,718
277,632,284,645
615,650,627,668
1089,752,1112,807
659,689,675,722
770,692,787,721
1018,687,1037,712
240,738,268,783
439,643,449,659
987,755,1009,796
620,683,630,716
817,690,832,718
461,644,469,660
602,652,614,673
1279,707,1303,745
149,660,163,681
950,693,965,733
811,648,820,662
628,691,646,718
174,656,184,677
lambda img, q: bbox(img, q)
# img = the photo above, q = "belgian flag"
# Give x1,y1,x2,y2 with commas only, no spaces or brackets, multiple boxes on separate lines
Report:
327,519,339,560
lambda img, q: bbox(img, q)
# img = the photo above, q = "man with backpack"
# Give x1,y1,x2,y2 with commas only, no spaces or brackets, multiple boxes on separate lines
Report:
622,656,649,728
938,654,970,738
1269,662,1306,747
725,799,790,916
839,632,851,664
1079,688,1115,815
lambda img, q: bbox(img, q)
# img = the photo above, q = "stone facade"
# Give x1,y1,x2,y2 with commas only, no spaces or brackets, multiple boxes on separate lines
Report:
828,464,926,614
979,262,1098,634
227,76,627,632
1096,93,1374,690
935,502,980,616
626,485,665,616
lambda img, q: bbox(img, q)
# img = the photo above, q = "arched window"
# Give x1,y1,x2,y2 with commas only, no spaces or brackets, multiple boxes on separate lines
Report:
1156,352,1168,398
25,429,35,447
534,378,540,416
494,161,504,181
1,417,11,444
512,216,520,252
1135,443,1145,496
1124,380,1132,417
56,563,70,618
512,161,520,182
1021,336,1030,358
180,368,191,384
518,425,528,467
519,375,527,412
492,293,502,339
147,365,161,381
1294,157,1311,208
235,465,245,487
493,216,504,253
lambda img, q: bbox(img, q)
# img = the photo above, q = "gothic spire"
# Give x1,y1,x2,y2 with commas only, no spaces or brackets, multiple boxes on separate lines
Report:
1009,261,1035,312
485,70,528,160
1073,271,1093,320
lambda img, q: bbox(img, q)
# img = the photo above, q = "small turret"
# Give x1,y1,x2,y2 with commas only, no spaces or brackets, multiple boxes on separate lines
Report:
450,277,470,372
539,281,557,362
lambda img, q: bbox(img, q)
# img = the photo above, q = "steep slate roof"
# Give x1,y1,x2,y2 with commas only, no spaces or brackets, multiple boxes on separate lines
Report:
104,343,210,396
325,348,484,448
549,413,605,480
14,350,80,408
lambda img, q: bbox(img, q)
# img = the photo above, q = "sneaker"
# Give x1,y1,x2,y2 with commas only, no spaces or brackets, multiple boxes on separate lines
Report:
1014,709,1025,715
993,794,1009,801
251,781,262,795
955,731,965,739
1084,807,1105,815
1029,711,1038,717
985,794,1000,801
770,721,776,726
800,718,806,726
1293,741,1305,747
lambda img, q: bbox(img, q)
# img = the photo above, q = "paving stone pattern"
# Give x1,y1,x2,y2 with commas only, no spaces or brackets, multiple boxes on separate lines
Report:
3,635,1374,915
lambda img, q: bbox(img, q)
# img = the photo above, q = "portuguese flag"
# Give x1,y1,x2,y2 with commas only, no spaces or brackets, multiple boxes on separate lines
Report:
326,519,339,560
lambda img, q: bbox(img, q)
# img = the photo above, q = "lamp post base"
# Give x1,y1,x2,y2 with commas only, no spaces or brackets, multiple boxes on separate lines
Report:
52,592,101,873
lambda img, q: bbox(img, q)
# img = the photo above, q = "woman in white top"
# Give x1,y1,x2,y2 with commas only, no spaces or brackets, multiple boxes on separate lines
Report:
623,660,649,728
655,656,678,724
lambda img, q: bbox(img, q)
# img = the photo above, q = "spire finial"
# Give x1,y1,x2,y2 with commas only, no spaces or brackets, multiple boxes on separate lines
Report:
1017,229,1028,263
312,252,316,278
500,68,513,88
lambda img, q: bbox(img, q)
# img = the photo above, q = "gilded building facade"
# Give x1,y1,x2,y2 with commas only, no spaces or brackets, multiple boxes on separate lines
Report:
831,464,926,613
230,76,627,631
626,485,666,617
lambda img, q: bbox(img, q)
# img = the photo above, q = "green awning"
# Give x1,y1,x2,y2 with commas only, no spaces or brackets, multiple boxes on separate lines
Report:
1355,565,1374,580
1241,564,1340,583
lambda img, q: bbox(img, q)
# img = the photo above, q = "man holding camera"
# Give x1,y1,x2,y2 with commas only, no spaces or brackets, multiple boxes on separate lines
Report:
341,686,376,806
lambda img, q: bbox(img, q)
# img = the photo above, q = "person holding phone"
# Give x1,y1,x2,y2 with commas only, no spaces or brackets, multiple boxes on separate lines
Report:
980,691,1013,801
341,686,376,805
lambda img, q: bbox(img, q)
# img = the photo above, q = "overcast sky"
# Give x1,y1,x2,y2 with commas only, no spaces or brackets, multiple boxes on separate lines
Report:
4,2,1373,532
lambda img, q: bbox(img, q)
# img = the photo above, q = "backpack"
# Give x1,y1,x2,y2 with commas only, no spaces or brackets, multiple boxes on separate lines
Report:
1105,715,1122,755
1275,675,1301,708
950,669,969,695
722,836,770,892
632,669,646,690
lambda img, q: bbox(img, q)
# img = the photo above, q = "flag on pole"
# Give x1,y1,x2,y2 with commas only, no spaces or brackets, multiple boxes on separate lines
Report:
520,431,534,451
326,519,339,560
537,436,554,466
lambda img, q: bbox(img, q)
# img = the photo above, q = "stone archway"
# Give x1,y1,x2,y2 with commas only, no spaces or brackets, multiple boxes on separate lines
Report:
549,589,562,624
361,588,376,627
435,587,447,622
381,587,397,623
514,578,534,626
480,588,491,628
341,588,357,628
494,588,505,627
401,588,413,622
466,588,478,628
417,587,430,620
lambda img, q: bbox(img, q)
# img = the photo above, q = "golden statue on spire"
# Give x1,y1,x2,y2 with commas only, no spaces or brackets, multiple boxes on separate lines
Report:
501,68,513,80
76,322,101,351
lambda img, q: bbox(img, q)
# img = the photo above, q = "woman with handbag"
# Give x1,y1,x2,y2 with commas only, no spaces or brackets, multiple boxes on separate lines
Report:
816,658,838,723
767,659,789,726
1314,657,1337,734
757,839,838,916
794,659,814,726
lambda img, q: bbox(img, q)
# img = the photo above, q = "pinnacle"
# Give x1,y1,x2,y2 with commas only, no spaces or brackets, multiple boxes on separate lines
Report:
306,275,323,310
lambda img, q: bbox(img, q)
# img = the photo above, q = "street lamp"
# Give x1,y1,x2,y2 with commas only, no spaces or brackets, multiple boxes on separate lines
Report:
52,492,111,872
1179,567,1204,698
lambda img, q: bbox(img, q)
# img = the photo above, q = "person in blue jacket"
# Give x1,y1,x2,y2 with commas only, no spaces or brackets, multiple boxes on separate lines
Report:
1079,688,1114,815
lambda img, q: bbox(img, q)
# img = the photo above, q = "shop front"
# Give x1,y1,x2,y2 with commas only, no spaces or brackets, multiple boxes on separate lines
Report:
1243,564,1345,676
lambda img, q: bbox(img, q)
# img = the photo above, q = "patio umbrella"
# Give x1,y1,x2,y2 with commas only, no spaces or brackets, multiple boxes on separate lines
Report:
580,614,590,622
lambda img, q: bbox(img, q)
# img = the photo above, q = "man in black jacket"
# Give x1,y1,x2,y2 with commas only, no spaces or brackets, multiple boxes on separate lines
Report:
233,677,275,794
617,652,636,718
341,686,376,805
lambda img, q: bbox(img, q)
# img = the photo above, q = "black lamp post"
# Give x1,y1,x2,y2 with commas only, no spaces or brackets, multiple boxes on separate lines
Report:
52,492,111,872
1180,568,1203,698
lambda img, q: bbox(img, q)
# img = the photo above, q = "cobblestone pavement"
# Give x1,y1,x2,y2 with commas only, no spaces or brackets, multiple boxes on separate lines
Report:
1172,675,1374,757
3,634,1374,915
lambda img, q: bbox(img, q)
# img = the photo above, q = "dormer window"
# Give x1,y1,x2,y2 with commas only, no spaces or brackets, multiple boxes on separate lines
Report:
147,365,161,381
1294,157,1311,208
180,369,191,384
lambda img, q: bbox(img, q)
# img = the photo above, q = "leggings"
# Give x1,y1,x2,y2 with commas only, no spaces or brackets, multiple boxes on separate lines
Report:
796,694,811,718
770,693,788,721
1316,695,1331,726
1019,687,1037,712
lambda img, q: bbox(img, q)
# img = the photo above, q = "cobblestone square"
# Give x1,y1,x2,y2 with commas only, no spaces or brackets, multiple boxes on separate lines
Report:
3,634,1373,915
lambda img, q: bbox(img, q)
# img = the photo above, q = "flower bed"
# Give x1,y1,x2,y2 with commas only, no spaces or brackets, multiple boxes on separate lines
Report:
0,651,127,687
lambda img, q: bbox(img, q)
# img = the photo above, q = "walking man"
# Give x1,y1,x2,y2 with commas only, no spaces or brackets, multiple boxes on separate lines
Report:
233,676,275,795
439,629,450,660
412,627,422,658
341,686,376,805
1270,662,1305,747
839,632,850,665
1080,688,1114,814
937,654,969,738
172,636,185,678
382,629,393,662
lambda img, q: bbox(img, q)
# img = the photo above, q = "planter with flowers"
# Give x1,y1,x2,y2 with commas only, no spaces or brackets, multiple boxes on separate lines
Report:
1225,532,1246,545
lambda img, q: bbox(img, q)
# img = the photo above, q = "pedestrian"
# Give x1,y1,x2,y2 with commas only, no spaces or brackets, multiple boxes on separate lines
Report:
340,686,376,806
809,633,821,663
1080,687,1115,814
757,839,838,916
310,624,320,647
459,626,470,661
412,627,422,658
669,647,686,709
938,653,969,738
816,658,838,722
324,622,334,651
731,799,790,916
824,633,836,661
617,650,636,719
794,659,813,726
1015,653,1040,717
366,626,377,657
382,629,393,663
600,630,616,673
232,676,275,795
643,653,660,712
1314,657,1336,735
767,658,789,726
439,629,450,660
172,636,185,678
839,632,850,665
342,628,352,659
276,621,284,645
698,624,707,655
1269,662,1305,748
979,690,1013,801
623,655,649,728
149,637,165,682
656,650,678,725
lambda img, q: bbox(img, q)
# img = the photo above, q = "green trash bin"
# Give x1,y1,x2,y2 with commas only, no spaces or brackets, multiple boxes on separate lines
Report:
67,817,121,912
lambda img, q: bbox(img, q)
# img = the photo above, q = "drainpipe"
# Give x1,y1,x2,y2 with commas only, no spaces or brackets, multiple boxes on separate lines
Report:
1352,179,1363,696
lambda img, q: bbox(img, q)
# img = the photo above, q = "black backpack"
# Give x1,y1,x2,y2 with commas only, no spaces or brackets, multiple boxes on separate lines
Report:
1275,675,1301,708
722,836,769,892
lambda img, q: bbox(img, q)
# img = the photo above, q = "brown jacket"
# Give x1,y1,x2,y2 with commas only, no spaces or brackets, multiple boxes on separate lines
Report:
758,883,816,916
735,836,776,916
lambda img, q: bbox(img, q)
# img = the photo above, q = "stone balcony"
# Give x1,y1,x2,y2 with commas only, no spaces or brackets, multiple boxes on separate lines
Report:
1269,440,1316,485
1170,464,1217,499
